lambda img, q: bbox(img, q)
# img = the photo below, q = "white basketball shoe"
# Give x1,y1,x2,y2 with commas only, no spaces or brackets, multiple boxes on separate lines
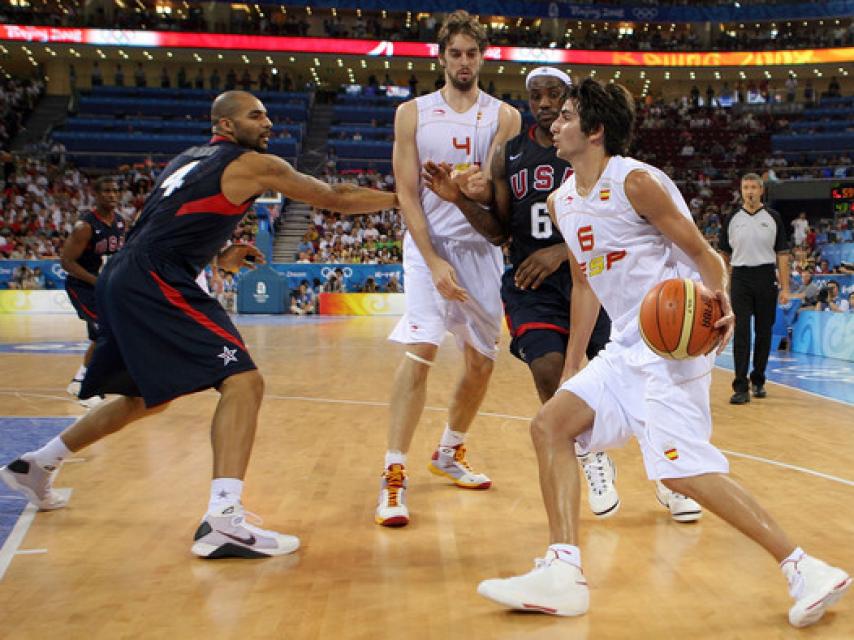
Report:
0,453,68,510
375,463,409,527
477,548,589,616
191,503,300,559
578,451,620,518
655,480,702,523
783,554,851,627
428,444,491,489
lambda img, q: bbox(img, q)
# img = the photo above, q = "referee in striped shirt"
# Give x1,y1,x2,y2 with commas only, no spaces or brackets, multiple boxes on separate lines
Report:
718,173,790,405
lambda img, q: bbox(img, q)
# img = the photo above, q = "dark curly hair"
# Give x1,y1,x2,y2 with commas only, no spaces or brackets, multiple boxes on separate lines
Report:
567,79,635,156
437,10,488,53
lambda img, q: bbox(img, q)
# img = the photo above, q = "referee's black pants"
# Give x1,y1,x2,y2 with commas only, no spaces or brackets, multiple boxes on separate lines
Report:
730,265,778,393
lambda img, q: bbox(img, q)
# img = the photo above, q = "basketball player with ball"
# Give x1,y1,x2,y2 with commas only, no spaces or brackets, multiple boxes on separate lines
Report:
477,78,850,628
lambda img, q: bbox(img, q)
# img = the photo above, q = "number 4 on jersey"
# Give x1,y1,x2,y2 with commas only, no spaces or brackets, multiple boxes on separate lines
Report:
160,160,201,197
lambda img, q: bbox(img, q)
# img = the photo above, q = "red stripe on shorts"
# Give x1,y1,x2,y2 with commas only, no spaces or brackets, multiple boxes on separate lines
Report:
68,287,98,320
148,270,246,350
514,322,568,338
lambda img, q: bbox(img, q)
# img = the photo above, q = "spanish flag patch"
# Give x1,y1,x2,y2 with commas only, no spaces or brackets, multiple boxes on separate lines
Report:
664,447,679,461
599,188,611,201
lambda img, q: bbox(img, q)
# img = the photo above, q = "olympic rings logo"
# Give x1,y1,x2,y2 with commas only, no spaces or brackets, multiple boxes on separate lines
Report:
320,266,353,278
632,8,659,21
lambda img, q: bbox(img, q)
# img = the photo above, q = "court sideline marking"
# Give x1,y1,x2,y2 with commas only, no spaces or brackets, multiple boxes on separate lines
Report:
0,390,851,489
265,393,854,488
0,489,71,581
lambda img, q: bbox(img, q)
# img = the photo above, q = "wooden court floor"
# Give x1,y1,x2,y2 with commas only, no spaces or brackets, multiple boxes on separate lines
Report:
0,315,852,639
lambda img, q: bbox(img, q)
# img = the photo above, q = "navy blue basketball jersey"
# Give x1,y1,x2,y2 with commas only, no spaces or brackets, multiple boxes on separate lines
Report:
505,125,573,268
125,137,254,275
72,210,126,279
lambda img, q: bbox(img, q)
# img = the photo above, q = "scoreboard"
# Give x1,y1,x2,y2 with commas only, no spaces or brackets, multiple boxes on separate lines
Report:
831,181,854,216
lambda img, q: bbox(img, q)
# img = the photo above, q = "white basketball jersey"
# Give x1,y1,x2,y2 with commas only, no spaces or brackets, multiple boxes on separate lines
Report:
414,90,502,242
554,155,700,345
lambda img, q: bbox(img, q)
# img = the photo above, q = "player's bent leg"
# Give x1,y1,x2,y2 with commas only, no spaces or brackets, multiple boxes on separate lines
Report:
388,342,437,453
195,369,300,559
530,390,594,544
63,395,168,451
660,473,851,627
478,391,593,616
211,369,264,480
1,396,167,510
376,343,437,527
430,345,493,489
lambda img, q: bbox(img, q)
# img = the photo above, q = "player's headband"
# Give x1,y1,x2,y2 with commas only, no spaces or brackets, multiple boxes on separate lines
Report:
525,67,572,91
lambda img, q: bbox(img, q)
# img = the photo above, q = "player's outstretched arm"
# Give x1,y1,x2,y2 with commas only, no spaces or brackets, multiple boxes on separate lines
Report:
625,169,734,351
223,153,397,215
60,221,97,286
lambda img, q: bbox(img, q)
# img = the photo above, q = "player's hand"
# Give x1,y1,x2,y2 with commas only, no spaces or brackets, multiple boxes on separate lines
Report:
422,161,462,204
713,289,735,354
429,257,469,302
449,163,488,201
515,245,566,290
559,364,582,385
219,243,265,272
778,290,790,305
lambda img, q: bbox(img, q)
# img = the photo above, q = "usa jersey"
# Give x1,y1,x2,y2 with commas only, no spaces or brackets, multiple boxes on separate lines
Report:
505,125,574,268
554,155,699,345
414,90,502,243
125,137,253,275
70,210,126,281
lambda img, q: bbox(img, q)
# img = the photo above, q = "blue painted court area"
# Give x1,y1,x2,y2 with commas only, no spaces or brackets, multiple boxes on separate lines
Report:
0,418,73,547
715,346,854,405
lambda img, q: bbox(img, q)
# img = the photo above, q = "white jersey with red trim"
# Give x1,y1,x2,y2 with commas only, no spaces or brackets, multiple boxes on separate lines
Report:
554,155,699,345
414,89,502,243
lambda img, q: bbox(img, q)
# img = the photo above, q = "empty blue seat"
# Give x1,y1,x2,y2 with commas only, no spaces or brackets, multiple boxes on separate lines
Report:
330,140,392,160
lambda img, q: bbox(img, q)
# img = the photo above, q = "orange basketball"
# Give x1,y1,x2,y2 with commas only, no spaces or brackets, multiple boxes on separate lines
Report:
638,278,722,359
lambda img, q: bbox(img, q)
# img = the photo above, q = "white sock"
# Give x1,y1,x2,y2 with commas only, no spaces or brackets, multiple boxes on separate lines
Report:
549,543,582,567
208,478,243,513
780,546,806,567
31,436,72,471
74,365,87,381
384,450,406,468
439,425,466,449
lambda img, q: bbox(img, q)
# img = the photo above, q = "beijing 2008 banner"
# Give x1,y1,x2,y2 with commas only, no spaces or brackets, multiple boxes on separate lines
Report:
2,24,853,67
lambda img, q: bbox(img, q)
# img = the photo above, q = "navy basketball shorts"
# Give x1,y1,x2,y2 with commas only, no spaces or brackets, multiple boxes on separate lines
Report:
65,279,99,341
501,269,611,365
79,250,257,407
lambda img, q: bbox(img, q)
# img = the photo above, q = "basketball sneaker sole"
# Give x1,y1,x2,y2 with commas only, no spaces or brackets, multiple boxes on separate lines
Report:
789,575,852,628
477,581,589,616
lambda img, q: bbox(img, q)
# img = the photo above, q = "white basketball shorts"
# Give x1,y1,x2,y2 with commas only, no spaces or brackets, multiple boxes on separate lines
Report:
560,338,730,480
389,234,503,359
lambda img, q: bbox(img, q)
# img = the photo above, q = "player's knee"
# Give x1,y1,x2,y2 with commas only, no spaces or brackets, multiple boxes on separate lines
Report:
529,354,563,400
530,402,562,446
220,369,265,404
466,353,494,381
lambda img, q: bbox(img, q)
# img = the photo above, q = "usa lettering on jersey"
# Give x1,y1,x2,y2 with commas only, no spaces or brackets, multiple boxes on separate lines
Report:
510,165,574,199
